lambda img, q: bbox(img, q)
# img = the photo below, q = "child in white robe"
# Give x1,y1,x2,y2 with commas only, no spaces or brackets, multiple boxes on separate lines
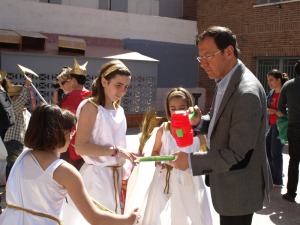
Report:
0,104,138,225
62,60,137,225
128,87,213,225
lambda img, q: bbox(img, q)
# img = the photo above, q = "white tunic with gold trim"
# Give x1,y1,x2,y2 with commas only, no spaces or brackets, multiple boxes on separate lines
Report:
62,99,127,225
0,149,66,225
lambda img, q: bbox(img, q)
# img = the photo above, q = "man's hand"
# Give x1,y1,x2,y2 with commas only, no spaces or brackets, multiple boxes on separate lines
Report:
172,151,189,171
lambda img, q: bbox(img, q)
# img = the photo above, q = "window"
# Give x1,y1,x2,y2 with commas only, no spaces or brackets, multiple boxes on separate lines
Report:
256,0,289,4
257,58,299,92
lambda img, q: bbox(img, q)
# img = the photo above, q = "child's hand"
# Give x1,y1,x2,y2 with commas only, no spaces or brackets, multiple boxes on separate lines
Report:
126,208,140,225
155,161,162,167
188,105,202,126
118,147,138,166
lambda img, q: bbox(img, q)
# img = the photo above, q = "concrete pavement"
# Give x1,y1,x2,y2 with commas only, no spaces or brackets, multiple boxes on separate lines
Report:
251,144,300,225
1,130,299,225
126,130,300,225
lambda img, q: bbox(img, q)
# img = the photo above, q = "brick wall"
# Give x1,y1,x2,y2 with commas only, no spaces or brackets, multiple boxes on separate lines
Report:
193,0,300,110
183,0,197,20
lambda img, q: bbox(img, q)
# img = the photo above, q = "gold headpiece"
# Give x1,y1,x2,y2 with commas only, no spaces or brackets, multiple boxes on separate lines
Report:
0,70,7,82
6,79,22,97
70,59,88,76
102,61,129,78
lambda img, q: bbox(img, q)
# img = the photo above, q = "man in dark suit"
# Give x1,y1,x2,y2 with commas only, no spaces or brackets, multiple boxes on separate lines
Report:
173,26,272,225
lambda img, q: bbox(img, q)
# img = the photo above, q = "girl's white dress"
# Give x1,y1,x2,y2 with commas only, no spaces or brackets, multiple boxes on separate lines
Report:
62,99,127,224
126,122,213,225
0,149,66,225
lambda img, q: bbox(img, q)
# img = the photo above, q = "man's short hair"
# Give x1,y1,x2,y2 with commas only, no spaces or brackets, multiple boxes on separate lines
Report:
195,26,240,58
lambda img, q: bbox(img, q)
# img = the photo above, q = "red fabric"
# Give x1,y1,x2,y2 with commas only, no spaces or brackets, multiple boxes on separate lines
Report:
270,92,280,125
120,179,127,214
61,89,91,160
61,89,91,114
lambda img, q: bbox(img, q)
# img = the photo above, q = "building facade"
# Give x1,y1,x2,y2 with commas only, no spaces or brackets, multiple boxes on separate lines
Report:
197,0,300,109
0,0,203,126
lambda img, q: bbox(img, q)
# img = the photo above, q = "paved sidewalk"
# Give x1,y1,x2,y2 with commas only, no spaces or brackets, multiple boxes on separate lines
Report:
251,145,300,225
1,134,299,225
126,131,300,225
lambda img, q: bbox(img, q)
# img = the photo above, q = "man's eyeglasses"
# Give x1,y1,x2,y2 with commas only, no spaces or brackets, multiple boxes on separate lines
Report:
196,49,223,63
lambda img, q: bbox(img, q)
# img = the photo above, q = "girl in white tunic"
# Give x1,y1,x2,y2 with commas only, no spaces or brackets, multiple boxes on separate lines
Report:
66,59,136,223
0,104,138,225
137,87,213,225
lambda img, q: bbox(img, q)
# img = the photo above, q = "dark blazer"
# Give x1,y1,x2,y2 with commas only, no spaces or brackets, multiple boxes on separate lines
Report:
191,62,273,216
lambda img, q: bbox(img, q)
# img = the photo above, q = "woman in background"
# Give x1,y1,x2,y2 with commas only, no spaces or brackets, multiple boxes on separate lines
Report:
266,69,289,187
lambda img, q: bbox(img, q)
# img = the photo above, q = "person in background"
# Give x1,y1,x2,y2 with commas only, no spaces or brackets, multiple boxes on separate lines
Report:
277,60,300,203
172,26,272,225
60,59,91,113
52,66,72,105
58,60,91,170
52,66,73,164
0,104,139,225
3,75,32,180
0,70,14,141
266,69,289,187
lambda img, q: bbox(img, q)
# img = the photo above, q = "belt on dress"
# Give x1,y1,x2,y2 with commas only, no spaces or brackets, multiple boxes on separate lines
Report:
163,164,173,194
6,203,62,225
106,165,122,213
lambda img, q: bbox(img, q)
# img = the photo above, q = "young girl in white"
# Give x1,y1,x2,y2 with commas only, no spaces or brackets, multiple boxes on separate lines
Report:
136,87,213,225
62,59,137,224
0,104,138,225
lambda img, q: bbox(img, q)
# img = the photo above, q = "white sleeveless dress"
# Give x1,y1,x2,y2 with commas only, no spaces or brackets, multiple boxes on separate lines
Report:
133,123,214,225
0,148,66,225
62,99,127,225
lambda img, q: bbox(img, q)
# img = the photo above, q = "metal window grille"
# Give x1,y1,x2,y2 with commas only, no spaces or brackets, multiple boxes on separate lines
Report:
6,73,156,113
256,0,289,4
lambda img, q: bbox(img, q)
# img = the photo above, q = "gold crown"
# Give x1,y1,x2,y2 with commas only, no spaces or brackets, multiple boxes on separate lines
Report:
0,70,7,81
70,59,88,76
